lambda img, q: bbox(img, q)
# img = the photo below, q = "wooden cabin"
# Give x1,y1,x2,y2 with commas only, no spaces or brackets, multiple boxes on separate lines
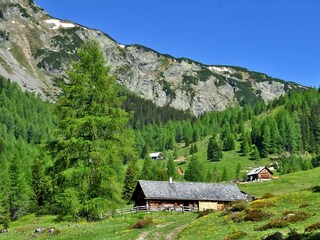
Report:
247,166,273,181
131,180,250,211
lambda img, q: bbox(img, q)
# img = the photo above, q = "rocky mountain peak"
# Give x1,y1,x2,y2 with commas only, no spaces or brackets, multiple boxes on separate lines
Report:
0,1,305,115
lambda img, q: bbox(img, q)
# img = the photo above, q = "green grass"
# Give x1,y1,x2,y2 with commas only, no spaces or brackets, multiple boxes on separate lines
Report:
169,137,272,182
177,188,320,240
239,167,320,198
2,212,197,240
0,55,13,74
4,168,320,239
10,42,34,77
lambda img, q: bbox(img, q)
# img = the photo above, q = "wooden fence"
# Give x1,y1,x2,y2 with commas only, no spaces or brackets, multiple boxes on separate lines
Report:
109,205,199,217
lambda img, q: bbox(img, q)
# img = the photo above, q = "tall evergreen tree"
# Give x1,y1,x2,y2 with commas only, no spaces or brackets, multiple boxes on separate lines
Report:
166,156,177,180
252,145,260,161
122,160,139,203
207,137,222,162
49,40,133,221
235,163,241,180
140,157,155,180
184,155,204,182
221,167,228,182
261,123,271,158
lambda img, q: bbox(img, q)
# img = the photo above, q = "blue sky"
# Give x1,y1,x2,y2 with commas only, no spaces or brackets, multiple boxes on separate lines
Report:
34,0,320,87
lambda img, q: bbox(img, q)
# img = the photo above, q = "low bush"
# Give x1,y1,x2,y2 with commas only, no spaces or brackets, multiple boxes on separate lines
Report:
255,218,289,231
311,186,320,193
261,193,275,199
285,228,302,240
250,200,274,209
262,231,283,240
223,231,247,240
299,203,309,209
130,217,153,229
197,209,215,219
283,211,310,223
244,209,273,222
228,201,248,212
228,212,245,223
305,222,320,232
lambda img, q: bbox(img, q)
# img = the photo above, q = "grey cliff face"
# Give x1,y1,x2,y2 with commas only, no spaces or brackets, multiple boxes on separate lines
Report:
0,0,305,114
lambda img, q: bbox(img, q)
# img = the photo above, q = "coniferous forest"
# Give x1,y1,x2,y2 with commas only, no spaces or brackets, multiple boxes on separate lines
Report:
0,40,320,227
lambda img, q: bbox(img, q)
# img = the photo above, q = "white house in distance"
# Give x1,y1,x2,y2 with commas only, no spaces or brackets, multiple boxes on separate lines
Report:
149,152,163,160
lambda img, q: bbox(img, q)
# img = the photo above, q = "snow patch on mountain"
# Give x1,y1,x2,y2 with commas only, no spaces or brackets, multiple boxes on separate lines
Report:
44,19,75,30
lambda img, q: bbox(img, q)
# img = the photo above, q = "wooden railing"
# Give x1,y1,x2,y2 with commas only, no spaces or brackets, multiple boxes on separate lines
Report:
109,205,199,217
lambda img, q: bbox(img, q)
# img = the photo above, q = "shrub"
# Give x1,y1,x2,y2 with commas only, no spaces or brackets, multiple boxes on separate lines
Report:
311,186,320,193
130,217,153,229
255,218,289,231
228,201,248,212
250,200,274,209
304,232,320,240
228,212,245,223
305,222,320,232
285,228,302,240
224,231,247,240
299,204,309,209
283,211,310,223
263,231,283,240
197,209,215,219
244,209,273,222
261,193,275,199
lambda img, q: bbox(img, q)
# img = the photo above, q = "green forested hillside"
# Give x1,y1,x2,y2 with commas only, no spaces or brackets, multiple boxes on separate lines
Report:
0,76,56,225
0,41,320,232
1,71,320,228
134,88,320,183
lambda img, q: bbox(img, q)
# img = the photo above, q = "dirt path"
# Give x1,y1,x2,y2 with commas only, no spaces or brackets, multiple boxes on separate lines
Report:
166,224,188,240
136,222,188,240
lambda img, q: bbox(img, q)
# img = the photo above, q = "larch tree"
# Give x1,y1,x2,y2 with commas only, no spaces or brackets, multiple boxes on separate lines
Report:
207,137,222,162
184,155,204,182
166,155,177,180
49,40,133,221
122,160,139,203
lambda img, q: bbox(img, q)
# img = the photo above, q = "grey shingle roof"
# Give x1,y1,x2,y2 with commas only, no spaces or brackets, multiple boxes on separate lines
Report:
135,180,247,201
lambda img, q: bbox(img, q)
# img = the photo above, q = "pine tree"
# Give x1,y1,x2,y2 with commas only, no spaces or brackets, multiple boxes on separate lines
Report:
252,145,260,161
154,161,168,181
32,155,52,213
140,157,155,180
166,155,177,180
49,40,133,221
207,137,222,162
221,167,228,182
261,123,271,158
141,144,148,159
240,133,251,156
122,160,139,203
0,156,11,228
184,155,204,182
235,163,241,180
206,166,218,182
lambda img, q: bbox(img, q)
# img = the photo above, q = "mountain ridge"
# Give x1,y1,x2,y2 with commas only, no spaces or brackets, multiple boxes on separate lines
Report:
0,0,306,115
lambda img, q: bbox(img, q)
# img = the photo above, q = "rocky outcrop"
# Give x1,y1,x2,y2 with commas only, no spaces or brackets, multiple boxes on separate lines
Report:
0,0,305,115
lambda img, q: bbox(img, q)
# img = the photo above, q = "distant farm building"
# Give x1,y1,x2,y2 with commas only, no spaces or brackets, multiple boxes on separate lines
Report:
131,180,251,211
149,152,163,160
247,166,273,181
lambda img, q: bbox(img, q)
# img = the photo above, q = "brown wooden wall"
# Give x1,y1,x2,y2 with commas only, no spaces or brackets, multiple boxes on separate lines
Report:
258,168,272,179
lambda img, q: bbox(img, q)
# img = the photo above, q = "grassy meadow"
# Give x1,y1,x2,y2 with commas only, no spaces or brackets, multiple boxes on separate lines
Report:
2,167,320,240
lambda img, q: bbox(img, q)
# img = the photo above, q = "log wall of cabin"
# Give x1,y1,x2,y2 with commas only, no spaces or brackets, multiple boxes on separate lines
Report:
258,169,272,179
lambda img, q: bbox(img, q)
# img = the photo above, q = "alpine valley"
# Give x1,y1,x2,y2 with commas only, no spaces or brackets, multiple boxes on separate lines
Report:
0,0,306,115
